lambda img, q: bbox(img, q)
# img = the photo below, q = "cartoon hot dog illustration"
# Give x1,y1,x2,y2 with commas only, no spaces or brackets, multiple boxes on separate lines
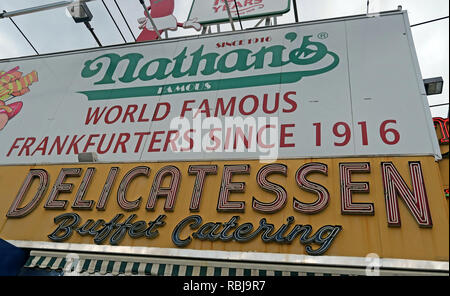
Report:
0,67,38,130
137,0,202,42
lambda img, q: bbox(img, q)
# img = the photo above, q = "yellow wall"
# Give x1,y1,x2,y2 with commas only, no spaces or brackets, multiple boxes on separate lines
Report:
439,154,449,208
0,156,448,262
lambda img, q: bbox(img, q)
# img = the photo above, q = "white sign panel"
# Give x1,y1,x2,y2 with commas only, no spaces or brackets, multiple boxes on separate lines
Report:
0,12,440,165
188,0,291,24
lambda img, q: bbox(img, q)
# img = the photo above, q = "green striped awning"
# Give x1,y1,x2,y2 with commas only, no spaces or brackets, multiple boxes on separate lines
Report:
24,251,358,276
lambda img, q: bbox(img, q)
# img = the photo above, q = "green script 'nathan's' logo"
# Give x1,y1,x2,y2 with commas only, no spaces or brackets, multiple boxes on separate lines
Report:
78,32,339,101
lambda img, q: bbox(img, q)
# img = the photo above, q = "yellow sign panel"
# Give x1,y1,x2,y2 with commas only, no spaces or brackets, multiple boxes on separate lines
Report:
0,156,448,261
433,117,448,205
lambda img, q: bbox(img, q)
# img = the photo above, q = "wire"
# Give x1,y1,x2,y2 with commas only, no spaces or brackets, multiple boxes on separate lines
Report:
114,0,136,41
411,16,449,27
101,0,127,43
429,102,449,108
233,0,243,30
4,11,39,55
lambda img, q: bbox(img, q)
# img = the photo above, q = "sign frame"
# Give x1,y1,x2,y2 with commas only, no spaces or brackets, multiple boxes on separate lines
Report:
187,0,291,25
0,10,442,165
7,240,449,274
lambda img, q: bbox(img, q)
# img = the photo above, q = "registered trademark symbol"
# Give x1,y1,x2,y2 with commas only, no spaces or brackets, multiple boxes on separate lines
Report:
317,32,328,39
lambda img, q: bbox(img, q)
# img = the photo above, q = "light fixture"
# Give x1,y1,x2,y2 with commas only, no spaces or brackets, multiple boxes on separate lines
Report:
67,1,92,23
0,1,100,46
78,152,98,163
0,1,97,19
67,1,102,46
423,77,444,95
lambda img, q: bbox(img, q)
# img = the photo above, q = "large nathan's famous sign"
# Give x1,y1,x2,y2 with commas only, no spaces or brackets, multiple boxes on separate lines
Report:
0,12,441,165
0,12,448,263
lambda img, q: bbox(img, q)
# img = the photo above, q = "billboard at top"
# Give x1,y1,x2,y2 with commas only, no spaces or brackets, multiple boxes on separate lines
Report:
0,11,441,165
188,0,291,25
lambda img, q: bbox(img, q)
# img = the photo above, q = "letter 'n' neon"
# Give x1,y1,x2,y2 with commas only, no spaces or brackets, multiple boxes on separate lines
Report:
381,162,432,228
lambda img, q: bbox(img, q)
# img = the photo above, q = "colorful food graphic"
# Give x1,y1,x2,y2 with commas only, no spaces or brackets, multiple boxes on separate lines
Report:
137,0,201,42
0,67,38,130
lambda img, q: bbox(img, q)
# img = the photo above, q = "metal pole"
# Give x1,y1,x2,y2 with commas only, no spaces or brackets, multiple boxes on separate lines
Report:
224,0,236,31
84,21,102,46
411,16,449,27
254,18,265,28
0,0,96,19
292,0,299,23
138,0,162,40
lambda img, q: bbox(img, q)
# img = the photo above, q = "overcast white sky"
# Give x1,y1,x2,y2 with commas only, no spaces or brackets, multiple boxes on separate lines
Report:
0,0,448,117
